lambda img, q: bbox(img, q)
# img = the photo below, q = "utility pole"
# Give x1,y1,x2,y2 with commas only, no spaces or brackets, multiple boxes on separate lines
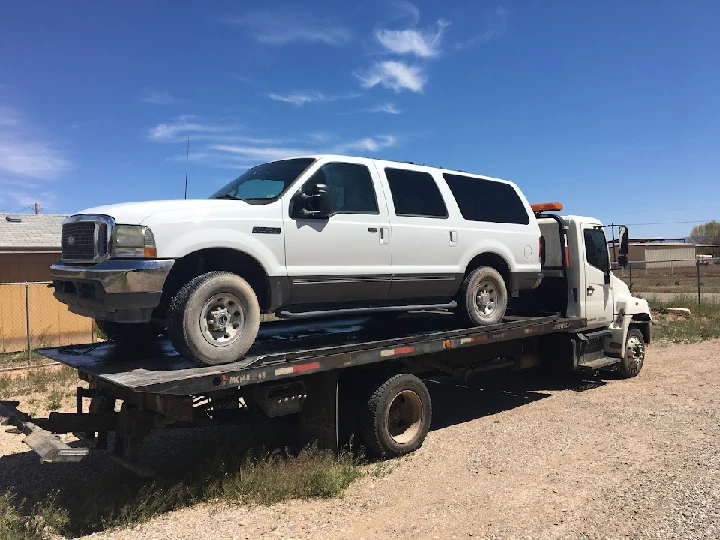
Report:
34,203,39,214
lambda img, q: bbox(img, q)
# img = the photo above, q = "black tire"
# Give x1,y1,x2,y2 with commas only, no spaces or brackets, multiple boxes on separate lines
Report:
456,266,508,326
617,328,646,378
166,271,261,366
360,373,432,458
95,320,164,345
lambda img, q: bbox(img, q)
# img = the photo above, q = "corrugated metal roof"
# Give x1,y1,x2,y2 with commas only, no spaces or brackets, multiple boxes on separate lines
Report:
0,213,67,250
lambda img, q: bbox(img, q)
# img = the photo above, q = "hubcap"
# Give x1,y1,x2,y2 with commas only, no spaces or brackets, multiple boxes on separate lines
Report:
199,292,245,347
386,390,423,445
475,279,498,318
626,335,645,370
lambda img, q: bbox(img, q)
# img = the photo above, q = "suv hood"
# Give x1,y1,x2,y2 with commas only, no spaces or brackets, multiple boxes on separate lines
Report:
77,199,251,225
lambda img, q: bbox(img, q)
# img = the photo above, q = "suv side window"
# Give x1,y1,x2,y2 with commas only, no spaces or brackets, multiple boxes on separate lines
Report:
384,168,448,218
443,173,530,225
584,228,610,273
304,162,379,214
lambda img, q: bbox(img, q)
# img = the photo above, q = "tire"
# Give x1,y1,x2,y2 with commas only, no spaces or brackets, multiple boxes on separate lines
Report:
617,328,646,378
166,271,261,366
456,266,508,326
95,320,164,346
360,373,432,458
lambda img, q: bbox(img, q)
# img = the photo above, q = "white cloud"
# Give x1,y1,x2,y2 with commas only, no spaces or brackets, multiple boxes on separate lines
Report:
355,61,427,93
147,116,241,142
375,19,450,58
455,6,508,50
266,91,360,107
392,0,420,25
137,89,177,105
367,103,402,114
0,138,70,179
333,135,398,154
225,12,351,45
0,106,19,126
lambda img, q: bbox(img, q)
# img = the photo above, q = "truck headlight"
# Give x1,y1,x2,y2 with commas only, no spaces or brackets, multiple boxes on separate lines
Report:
112,225,157,258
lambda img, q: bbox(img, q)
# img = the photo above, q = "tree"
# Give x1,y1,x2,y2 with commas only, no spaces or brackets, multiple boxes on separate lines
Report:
689,221,720,256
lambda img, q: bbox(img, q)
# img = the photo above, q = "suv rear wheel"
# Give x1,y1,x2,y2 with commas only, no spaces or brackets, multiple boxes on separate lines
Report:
456,266,508,326
167,271,261,366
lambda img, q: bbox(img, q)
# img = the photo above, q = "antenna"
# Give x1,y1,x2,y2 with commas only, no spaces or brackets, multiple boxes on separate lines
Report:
184,136,190,199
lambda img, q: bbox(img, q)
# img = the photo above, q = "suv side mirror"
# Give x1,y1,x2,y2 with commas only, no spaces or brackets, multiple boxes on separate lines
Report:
291,183,333,219
619,226,629,256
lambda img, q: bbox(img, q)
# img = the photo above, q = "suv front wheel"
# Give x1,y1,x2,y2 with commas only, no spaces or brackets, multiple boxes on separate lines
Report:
167,271,261,366
456,266,508,326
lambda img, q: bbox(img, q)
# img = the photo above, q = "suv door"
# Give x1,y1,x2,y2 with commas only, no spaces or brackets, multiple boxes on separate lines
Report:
582,225,614,327
283,160,392,305
378,165,461,300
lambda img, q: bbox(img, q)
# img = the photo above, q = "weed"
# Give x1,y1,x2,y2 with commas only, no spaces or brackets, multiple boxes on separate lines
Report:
46,389,64,411
0,491,68,540
649,297,720,343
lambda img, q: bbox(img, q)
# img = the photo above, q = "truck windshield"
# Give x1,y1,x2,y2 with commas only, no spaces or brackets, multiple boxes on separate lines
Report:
210,158,315,204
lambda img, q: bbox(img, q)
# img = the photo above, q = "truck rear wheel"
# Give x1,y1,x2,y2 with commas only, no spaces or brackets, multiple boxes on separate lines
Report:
617,328,645,378
457,266,508,326
96,320,164,346
360,373,431,458
167,271,261,366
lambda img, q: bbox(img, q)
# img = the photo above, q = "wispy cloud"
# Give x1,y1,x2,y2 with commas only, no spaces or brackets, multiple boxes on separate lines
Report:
391,0,421,25
375,19,450,58
225,12,351,46
367,103,402,114
147,115,241,142
265,90,360,107
0,138,70,179
137,89,178,105
355,61,427,93
208,145,310,162
456,6,508,50
0,106,19,126
332,135,398,154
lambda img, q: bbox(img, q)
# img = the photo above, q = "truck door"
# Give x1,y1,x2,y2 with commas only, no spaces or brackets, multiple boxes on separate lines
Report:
581,225,614,327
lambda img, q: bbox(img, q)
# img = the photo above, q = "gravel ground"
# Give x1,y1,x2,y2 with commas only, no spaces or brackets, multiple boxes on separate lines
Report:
2,340,720,539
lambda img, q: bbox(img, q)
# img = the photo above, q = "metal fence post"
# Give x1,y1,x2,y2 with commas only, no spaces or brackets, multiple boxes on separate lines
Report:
25,282,31,363
629,262,633,289
696,258,701,307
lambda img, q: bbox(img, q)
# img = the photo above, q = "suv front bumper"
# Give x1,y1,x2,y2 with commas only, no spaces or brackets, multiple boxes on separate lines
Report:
51,259,174,323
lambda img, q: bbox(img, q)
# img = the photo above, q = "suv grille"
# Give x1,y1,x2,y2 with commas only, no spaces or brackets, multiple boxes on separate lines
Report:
61,221,108,261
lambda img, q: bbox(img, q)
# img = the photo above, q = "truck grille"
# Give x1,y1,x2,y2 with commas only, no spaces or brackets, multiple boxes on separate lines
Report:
61,221,109,261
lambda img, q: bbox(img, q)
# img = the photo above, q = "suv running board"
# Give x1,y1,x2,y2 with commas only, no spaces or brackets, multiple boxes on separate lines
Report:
279,301,457,320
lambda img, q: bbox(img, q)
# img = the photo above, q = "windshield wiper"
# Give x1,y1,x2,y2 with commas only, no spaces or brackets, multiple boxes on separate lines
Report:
215,194,242,200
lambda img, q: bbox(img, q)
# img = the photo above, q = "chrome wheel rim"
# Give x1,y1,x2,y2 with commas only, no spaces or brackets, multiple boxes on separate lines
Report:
475,279,498,318
199,292,245,347
626,335,645,371
386,390,423,445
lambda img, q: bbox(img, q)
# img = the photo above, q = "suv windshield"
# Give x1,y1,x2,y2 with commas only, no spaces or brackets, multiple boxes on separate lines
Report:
210,158,315,203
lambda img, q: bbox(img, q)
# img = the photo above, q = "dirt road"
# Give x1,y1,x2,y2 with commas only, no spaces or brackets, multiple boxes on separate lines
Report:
66,340,716,540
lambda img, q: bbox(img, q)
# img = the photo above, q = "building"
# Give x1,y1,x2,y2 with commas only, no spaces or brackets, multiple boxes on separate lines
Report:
0,213,67,283
610,239,697,269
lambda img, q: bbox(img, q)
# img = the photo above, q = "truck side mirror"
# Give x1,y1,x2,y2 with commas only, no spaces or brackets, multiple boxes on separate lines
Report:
619,226,629,256
617,254,628,268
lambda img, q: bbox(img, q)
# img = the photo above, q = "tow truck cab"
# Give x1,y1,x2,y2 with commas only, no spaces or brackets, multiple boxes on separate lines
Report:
513,203,651,371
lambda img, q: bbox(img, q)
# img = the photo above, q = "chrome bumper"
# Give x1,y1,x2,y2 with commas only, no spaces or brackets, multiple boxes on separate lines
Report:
50,259,174,323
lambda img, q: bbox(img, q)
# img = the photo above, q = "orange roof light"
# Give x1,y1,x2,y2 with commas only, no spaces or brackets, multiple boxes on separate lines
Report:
531,202,564,213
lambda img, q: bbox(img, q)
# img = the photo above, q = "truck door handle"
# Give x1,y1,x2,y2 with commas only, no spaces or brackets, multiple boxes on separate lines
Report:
368,227,378,233
587,286,595,295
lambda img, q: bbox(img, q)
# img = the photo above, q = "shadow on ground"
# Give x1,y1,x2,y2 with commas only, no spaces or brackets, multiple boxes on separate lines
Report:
0,368,609,537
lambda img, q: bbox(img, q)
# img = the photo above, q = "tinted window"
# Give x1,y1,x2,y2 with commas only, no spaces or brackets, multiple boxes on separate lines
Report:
584,228,610,272
305,162,378,214
385,168,448,218
443,173,530,225
210,158,315,203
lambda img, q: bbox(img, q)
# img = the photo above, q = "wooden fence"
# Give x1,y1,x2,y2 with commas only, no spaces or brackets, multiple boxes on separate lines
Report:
0,282,96,354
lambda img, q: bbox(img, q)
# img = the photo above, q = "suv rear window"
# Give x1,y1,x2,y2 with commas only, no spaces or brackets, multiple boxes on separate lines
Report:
443,173,530,225
385,168,448,218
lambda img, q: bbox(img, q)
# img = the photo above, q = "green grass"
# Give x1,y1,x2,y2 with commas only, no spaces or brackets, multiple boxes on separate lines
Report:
0,366,77,398
0,350,46,367
0,444,363,538
648,296,720,343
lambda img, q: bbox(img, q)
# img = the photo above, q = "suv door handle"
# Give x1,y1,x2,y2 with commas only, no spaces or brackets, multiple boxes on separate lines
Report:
587,286,595,295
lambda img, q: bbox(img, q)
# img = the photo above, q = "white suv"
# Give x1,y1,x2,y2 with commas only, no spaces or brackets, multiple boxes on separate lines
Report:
51,155,542,365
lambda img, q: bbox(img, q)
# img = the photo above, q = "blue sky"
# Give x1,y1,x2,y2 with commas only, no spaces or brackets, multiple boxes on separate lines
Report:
1,0,719,238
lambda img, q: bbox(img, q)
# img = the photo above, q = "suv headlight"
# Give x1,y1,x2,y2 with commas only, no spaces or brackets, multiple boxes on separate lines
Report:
112,225,157,258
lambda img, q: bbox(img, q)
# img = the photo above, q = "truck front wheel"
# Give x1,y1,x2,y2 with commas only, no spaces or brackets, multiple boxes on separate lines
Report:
360,373,432,458
617,328,646,378
167,272,261,366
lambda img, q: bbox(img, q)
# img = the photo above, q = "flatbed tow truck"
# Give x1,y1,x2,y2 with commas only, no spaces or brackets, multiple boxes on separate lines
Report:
0,207,651,475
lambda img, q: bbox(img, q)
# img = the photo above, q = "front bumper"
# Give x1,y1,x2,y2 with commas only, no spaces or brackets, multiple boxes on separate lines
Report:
51,259,174,323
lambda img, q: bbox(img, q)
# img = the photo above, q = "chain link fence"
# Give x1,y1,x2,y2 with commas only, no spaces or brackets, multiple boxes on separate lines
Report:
0,282,98,364
613,257,720,304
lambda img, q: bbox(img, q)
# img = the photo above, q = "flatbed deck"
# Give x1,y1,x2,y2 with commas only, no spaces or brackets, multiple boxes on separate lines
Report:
39,312,586,396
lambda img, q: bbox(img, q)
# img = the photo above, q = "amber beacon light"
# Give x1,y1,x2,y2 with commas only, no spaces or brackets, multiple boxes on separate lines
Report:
530,202,564,213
